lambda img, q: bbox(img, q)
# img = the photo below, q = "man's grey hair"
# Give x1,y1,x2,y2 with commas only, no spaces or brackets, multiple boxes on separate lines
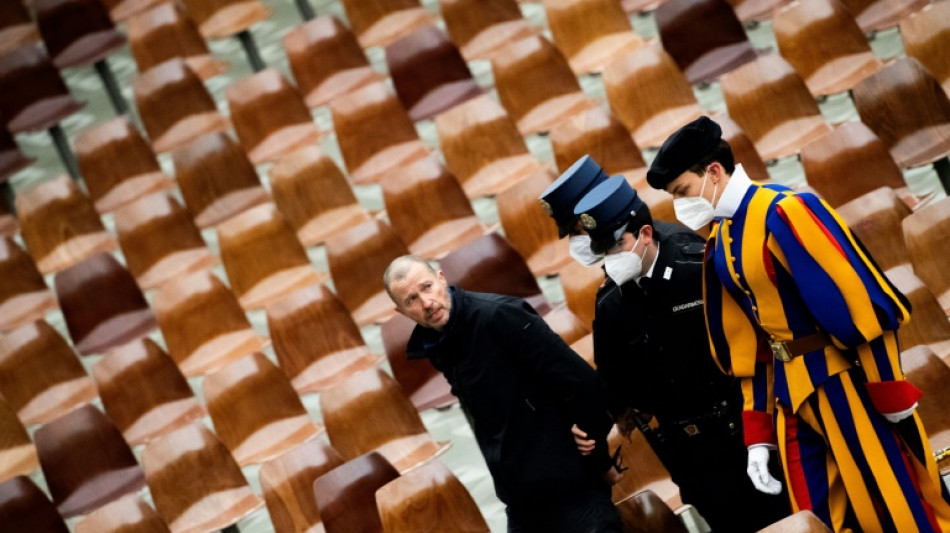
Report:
383,255,437,303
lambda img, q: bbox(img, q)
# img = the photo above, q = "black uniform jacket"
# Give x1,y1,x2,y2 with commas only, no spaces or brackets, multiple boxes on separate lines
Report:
406,288,614,506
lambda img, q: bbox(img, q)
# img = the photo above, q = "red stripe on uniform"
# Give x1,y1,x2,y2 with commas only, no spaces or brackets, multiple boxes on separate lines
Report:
784,409,813,512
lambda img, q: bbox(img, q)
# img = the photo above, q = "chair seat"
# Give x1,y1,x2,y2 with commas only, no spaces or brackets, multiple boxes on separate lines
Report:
123,398,205,446
683,41,758,85
729,0,787,21
198,1,270,39
18,378,97,426
7,97,85,133
0,25,39,57
621,0,662,12
192,186,270,229
35,232,117,275
349,140,429,185
806,52,882,97
151,112,230,155
136,249,219,291
351,290,399,327
246,123,323,165
290,347,382,393
51,30,126,69
184,55,230,81
633,104,705,149
176,329,267,377
0,291,57,332
460,156,546,198
356,8,433,48
302,66,383,109
0,443,39,481
0,148,34,180
74,309,158,356
854,0,928,32
890,124,950,168
460,19,535,61
236,265,327,311
406,217,485,259
755,116,832,161
56,465,145,517
230,415,323,466
516,92,595,135
92,171,174,214
407,79,482,122
568,32,643,75
375,436,451,474
107,0,168,22
296,204,372,247
525,237,572,278
168,488,263,533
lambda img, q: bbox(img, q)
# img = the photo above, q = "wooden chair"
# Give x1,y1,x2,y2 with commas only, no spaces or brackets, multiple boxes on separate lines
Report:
550,107,648,189
543,0,645,75
0,236,56,332
721,54,832,161
655,0,757,84
33,0,125,70
381,156,484,259
901,344,950,474
142,422,263,533
0,122,33,181
900,2,950,96
128,3,229,80
267,284,382,394
338,0,433,48
181,0,269,40
114,192,218,291
0,395,38,483
773,0,882,97
903,197,950,314
75,494,171,533
800,121,910,208
496,167,573,276
16,175,117,274
0,0,40,57
133,58,230,154
725,0,790,22
34,405,145,517
852,57,950,170
439,0,535,61
885,266,950,355
154,270,267,377
608,427,682,508
226,68,322,165
0,321,96,425
718,114,771,183
320,368,451,473
758,510,833,532
330,81,429,185
74,116,174,213
0,476,69,533
269,146,371,247
380,313,456,412
92,338,204,446
217,203,324,311
0,199,15,238
603,45,705,149
54,252,157,356
325,219,408,326
172,131,270,228
385,26,481,121
100,0,166,23
203,353,323,465
259,438,344,533
492,35,597,135
559,260,605,329
312,452,399,533
435,94,545,197
0,44,84,136
837,187,912,273
837,0,926,32
615,490,688,533
376,459,489,533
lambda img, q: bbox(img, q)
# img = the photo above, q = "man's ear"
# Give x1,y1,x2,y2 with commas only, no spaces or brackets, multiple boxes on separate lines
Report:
707,161,725,185
437,269,447,286
639,224,654,245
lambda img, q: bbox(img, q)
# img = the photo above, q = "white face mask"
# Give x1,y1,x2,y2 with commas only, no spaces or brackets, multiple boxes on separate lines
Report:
604,236,643,285
568,235,603,266
673,172,718,231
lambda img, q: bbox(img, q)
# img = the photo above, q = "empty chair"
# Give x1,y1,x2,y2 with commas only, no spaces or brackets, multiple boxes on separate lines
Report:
74,116,174,213
226,68,322,164
615,490,688,533
203,353,322,465
313,452,400,533
172,131,270,228
154,270,267,377
0,236,56,332
128,3,229,80
559,258,605,329
133,58,230,154
142,422,263,533
269,146,372,247
901,345,950,473
725,0,791,22
259,438,344,533
435,94,546,197
758,510,833,532
0,395,38,483
55,252,157,356
267,284,381,394
852,57,950,170
837,187,912,272
718,114,771,183
773,0,882,97
16,174,117,274
549,107,648,188
0,122,33,180
492,35,597,135
608,427,681,507
325,219,409,326
543,0,645,74
496,167,573,276
903,198,950,313
377,459,489,533
900,2,950,96
181,0,269,40
92,338,204,446
0,200,15,237
321,368,450,472
339,0,433,48
33,0,125,70
75,494,171,533
0,0,39,56
34,405,145,517
837,0,926,32
114,192,218,291
100,0,167,23
655,0,757,84
380,313,456,412
721,54,832,161
0,321,96,425
885,266,950,354
0,476,69,533
439,0,535,61
603,45,705,149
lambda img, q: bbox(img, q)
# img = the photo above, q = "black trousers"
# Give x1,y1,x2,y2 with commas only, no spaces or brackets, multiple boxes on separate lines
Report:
506,483,623,533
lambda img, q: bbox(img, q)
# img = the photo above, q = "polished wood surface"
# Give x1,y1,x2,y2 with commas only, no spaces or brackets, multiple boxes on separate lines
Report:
885,266,950,352
33,0,125,68
543,0,644,74
338,0,433,48
0,121,34,181
0,395,38,483
260,438,344,533
837,187,912,273
902,197,950,314
725,0,790,22
128,3,229,80
758,510,833,532
901,345,950,474
0,0,39,56
75,494,172,533
549,107,648,187
717,114,771,183
181,0,270,39
380,313,456,412
0,476,70,533
615,490,688,533
0,44,84,133
608,427,681,508
900,2,950,96
0,236,56,332
312,451,400,533
559,260,605,330
377,459,489,533
439,0,534,61
838,0,926,32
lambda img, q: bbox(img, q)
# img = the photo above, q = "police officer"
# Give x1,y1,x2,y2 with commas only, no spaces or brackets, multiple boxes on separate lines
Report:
538,155,610,268
571,175,790,532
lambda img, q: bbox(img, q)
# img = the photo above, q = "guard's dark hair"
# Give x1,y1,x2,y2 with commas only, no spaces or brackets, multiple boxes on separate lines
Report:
688,139,736,176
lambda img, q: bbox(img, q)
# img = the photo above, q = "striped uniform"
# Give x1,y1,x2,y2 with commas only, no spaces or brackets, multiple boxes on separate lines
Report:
703,182,950,532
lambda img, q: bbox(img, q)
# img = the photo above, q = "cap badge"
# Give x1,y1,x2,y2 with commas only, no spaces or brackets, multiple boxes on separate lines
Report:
580,213,597,230
538,198,553,215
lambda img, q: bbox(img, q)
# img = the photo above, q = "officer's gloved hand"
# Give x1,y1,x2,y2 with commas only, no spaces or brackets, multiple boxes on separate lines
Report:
747,445,782,495
882,402,918,423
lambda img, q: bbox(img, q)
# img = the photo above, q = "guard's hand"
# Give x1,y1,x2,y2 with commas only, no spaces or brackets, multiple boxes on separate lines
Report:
572,424,595,456
883,402,918,423
603,464,624,486
747,445,782,495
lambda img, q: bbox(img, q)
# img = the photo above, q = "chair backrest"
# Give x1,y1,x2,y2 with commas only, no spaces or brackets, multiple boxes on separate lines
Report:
0,476,69,533
142,422,263,533
0,394,38,482
559,260,605,329
320,368,450,472
338,0,432,48
884,265,950,349
171,131,269,228
0,44,83,133
267,283,380,394
724,0,791,22
0,235,56,332
836,0,927,33
312,451,400,533
900,2,950,95
758,510,833,532
376,459,489,533
380,313,456,412
128,2,227,80
0,121,34,180
549,107,647,186
439,0,533,60
260,438,344,533
717,114,771,182
0,320,96,425
609,427,681,506
16,174,117,274
74,494,171,533
655,0,755,83
900,344,950,462
33,0,125,69
153,269,266,376
902,197,950,313
615,490,688,533
92,337,204,446
216,202,322,310
34,404,145,517
0,0,39,56
543,0,644,74
836,187,911,273
180,0,270,39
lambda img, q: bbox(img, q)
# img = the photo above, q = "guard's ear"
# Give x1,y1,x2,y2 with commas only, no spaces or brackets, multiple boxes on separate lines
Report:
638,224,654,246
707,161,725,185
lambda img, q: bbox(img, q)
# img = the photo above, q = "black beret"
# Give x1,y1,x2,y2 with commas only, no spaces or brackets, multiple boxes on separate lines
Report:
647,116,722,190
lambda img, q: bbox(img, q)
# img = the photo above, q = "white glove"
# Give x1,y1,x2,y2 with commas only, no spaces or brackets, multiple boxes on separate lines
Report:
747,445,782,495
883,402,918,423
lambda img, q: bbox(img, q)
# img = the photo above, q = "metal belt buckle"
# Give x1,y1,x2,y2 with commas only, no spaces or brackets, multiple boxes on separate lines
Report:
683,424,700,436
769,340,792,362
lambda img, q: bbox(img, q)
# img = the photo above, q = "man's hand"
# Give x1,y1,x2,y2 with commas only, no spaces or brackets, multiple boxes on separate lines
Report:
747,445,782,495
572,424,596,456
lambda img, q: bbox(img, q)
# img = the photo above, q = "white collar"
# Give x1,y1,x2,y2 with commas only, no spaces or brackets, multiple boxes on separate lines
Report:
713,164,753,219
636,242,658,283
